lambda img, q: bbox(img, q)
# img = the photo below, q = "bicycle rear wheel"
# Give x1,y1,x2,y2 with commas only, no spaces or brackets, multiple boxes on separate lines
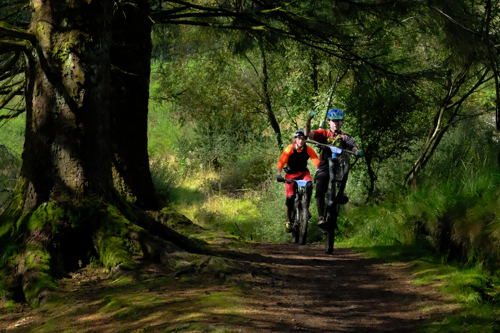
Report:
298,200,308,245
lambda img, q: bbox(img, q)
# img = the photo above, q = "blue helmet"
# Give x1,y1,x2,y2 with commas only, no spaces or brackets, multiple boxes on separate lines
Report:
294,129,306,138
327,108,344,120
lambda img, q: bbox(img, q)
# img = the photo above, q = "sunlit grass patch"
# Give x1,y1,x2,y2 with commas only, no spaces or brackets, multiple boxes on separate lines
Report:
346,243,500,333
422,304,500,333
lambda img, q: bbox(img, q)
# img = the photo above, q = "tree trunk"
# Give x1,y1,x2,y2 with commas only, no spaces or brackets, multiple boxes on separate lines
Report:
258,36,282,150
110,0,159,210
404,66,489,187
0,0,206,307
365,154,377,199
23,0,114,209
0,0,114,307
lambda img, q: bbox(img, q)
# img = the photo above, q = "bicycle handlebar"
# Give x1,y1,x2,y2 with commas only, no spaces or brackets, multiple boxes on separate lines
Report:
306,140,357,156
285,179,312,186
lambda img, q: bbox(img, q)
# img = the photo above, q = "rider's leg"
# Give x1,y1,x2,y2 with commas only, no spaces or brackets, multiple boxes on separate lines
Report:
337,168,349,204
314,170,328,225
285,195,295,232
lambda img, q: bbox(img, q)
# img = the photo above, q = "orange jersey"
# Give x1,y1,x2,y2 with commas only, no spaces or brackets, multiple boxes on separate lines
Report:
277,143,320,174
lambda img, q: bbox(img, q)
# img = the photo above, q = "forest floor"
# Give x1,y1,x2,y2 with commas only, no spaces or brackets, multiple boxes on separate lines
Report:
0,232,459,333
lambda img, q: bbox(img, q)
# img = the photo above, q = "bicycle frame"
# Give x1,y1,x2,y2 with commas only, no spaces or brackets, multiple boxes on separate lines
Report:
286,179,312,245
306,140,359,253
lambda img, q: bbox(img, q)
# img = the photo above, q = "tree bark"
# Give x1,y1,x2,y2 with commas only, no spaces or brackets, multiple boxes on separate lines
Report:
23,0,114,208
0,0,115,307
110,0,159,210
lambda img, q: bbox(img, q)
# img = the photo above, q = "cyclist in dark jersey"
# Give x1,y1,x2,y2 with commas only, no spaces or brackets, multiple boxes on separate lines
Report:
304,109,362,227
276,129,320,233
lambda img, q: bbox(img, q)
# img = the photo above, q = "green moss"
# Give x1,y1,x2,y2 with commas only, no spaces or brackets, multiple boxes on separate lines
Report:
0,178,27,231
98,235,134,270
4,300,15,312
25,202,66,232
100,294,130,313
87,201,136,270
23,270,57,307
16,248,57,307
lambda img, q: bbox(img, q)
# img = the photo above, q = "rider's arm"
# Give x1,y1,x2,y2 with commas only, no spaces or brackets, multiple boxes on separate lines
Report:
304,117,314,140
276,144,293,170
344,135,359,153
307,146,321,168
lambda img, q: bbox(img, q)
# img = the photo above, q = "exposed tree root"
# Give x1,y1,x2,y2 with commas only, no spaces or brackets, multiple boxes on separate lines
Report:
0,198,212,307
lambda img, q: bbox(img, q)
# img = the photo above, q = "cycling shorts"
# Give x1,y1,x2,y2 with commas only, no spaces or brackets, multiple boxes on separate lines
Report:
285,170,312,197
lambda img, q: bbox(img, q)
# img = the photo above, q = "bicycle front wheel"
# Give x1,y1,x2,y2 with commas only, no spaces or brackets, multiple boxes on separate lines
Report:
325,182,339,254
298,200,308,245
325,212,337,254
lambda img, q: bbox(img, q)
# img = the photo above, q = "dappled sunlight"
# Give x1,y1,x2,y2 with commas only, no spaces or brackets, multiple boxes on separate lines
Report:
1,241,459,333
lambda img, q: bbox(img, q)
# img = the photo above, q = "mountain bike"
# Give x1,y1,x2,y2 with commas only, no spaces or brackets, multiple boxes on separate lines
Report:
307,140,361,254
285,178,312,245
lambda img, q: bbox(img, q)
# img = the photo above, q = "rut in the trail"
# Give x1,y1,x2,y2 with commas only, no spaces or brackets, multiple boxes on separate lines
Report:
218,242,455,332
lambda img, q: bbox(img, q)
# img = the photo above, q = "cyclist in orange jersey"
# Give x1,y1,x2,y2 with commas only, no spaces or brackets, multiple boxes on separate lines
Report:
276,129,320,233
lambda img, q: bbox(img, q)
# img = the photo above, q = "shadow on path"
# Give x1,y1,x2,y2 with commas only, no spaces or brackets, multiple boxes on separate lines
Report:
215,242,455,332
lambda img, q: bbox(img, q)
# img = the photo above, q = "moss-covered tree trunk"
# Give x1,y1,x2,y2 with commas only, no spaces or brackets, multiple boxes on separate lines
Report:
0,0,209,308
22,0,113,206
0,0,115,307
110,0,159,210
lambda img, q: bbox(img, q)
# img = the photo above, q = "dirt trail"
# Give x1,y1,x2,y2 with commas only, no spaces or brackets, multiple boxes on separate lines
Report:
0,242,455,333
218,242,454,332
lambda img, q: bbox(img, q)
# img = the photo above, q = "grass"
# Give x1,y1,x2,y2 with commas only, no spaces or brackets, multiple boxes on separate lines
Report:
9,273,250,332
338,160,500,333
344,243,500,333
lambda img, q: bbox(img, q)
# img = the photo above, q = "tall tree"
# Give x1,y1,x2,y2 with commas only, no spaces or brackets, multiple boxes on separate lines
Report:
2,0,115,306
0,0,205,306
110,0,159,209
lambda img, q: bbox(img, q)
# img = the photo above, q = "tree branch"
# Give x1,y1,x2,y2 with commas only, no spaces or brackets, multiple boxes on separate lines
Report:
0,105,25,121
0,81,23,109
0,21,36,42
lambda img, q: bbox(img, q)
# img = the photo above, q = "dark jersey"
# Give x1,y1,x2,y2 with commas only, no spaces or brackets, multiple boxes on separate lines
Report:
312,129,358,172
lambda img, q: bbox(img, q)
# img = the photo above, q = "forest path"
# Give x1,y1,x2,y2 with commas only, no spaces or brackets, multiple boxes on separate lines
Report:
1,241,457,332
215,242,455,332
